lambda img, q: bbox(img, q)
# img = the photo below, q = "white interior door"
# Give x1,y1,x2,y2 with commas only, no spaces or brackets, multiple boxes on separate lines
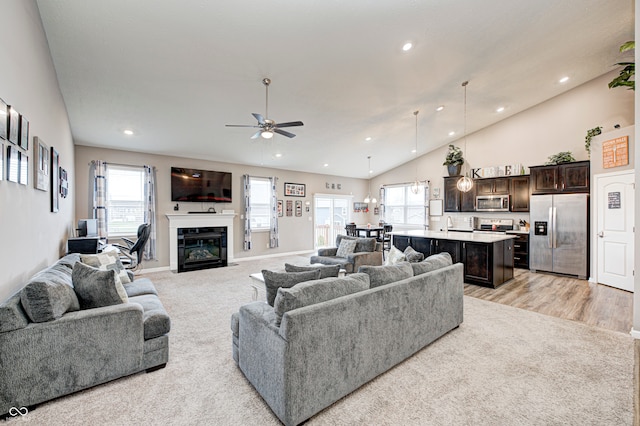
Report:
596,171,635,292
314,195,352,249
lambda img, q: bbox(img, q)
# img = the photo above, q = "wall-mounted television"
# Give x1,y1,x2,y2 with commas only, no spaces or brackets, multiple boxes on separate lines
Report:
171,167,232,202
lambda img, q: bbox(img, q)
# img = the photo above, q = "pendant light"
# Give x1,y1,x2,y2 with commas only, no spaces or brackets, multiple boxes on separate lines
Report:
410,110,421,194
364,156,377,204
457,81,473,192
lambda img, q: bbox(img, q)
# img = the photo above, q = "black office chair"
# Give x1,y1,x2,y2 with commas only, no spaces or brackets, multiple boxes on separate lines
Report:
113,223,151,270
345,223,357,237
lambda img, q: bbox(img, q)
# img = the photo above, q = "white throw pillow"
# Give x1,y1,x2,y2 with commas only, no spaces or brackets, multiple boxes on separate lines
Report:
385,245,406,265
336,239,357,258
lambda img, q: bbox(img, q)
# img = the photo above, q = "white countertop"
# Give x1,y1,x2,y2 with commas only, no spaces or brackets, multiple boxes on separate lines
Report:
506,230,530,235
392,230,517,243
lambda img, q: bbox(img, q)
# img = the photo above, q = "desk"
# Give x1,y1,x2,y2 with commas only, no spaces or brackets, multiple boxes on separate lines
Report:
355,226,383,239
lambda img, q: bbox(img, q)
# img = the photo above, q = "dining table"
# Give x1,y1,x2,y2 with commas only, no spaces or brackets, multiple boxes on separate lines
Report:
355,226,384,239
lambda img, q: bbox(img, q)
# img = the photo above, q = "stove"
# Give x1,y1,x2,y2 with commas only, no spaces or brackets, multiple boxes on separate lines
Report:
472,218,514,233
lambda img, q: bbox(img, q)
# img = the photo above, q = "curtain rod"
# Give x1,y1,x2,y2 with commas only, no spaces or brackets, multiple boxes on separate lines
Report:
381,180,431,187
89,160,148,169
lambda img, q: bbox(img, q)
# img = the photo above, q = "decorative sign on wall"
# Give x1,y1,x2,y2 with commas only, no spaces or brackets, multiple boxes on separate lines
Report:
602,136,628,169
607,192,621,209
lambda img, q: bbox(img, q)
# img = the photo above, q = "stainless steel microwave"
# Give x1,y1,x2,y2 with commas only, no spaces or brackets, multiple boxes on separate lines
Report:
476,195,510,212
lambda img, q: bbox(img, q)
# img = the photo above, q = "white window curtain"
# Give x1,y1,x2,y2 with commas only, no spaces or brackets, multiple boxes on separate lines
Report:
243,174,279,250
269,176,279,248
90,160,108,237
143,165,157,260
243,174,251,250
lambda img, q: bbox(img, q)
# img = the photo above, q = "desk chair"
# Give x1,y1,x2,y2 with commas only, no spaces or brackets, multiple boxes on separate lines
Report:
113,223,151,271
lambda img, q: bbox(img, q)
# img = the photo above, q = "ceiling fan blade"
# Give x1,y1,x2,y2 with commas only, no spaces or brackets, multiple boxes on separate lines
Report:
252,113,266,125
275,121,304,128
250,130,262,139
226,124,260,128
274,128,296,138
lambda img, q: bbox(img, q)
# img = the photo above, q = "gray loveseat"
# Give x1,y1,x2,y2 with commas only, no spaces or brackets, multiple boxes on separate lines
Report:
231,256,463,425
310,234,383,273
0,253,170,416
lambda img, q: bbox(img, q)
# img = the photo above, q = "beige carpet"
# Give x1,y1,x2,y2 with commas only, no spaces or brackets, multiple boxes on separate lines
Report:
6,255,633,425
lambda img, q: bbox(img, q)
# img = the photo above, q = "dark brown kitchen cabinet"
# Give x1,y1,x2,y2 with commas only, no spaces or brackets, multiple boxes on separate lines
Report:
512,233,529,269
530,161,590,195
475,177,510,195
432,239,461,264
509,176,530,212
392,235,460,264
444,176,476,212
392,235,411,252
461,240,513,288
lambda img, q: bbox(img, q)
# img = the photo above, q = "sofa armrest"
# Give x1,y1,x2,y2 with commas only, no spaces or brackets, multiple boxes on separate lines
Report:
348,251,383,271
317,247,338,256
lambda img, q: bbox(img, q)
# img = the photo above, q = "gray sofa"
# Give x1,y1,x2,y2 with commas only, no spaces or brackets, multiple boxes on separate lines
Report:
231,257,463,425
309,234,383,273
0,253,170,416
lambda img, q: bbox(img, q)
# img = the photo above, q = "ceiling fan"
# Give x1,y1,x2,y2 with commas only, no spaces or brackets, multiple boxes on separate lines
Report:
226,77,304,139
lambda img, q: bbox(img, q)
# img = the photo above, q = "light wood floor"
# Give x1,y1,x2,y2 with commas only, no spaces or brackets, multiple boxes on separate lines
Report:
464,268,633,334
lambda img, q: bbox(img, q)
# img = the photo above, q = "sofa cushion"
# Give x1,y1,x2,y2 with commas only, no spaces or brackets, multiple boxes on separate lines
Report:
285,263,341,278
336,235,377,253
358,262,414,288
0,292,30,332
262,269,321,307
273,273,370,326
411,252,453,276
336,238,357,258
128,294,171,339
72,262,129,309
56,253,81,270
124,278,159,297
81,252,132,284
404,246,425,263
20,265,81,323
384,245,406,265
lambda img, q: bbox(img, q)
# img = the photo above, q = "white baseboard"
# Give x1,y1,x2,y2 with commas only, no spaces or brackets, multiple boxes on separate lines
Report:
233,250,315,263
631,328,640,340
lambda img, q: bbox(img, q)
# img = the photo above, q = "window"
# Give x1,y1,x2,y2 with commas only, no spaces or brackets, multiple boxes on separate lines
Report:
249,177,272,231
106,165,145,236
383,184,426,226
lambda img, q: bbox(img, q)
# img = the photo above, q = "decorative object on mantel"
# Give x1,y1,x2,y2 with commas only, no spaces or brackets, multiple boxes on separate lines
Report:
545,151,575,165
34,137,49,191
602,136,629,168
363,156,377,203
284,182,305,197
443,144,463,176
608,40,635,91
410,110,422,194
584,126,602,156
456,81,473,193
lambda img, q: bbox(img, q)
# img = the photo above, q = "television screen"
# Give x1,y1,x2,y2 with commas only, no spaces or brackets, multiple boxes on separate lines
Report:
171,167,232,202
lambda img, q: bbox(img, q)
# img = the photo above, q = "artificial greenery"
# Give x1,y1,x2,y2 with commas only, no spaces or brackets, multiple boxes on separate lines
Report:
443,144,464,166
608,41,635,91
545,151,575,165
584,126,602,155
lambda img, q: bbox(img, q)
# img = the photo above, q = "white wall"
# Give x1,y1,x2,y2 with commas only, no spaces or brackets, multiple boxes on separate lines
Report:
0,0,75,300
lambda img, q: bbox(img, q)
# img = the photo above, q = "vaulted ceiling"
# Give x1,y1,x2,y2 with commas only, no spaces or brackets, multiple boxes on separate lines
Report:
37,0,634,178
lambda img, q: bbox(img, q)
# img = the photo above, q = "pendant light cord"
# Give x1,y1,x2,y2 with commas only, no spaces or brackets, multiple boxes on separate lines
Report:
462,81,468,176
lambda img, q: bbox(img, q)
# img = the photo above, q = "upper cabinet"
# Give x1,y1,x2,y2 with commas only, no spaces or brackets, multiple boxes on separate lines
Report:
529,161,590,195
509,176,530,212
475,177,510,195
444,176,476,212
444,175,530,212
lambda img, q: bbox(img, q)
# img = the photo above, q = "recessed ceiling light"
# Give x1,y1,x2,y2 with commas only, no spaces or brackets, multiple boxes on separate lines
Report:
496,107,505,113
123,129,134,135
323,163,329,167
369,169,373,174
436,105,445,112
275,153,282,158
559,76,569,83
448,131,455,137
411,149,417,153
402,42,413,51
365,137,372,141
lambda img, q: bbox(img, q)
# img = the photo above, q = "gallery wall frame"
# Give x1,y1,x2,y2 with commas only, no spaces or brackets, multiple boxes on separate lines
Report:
18,151,28,185
0,98,7,140
19,115,29,150
295,200,302,217
34,137,49,191
7,145,19,182
277,199,283,217
286,200,293,216
51,147,59,212
8,106,19,145
0,142,3,181
284,182,305,197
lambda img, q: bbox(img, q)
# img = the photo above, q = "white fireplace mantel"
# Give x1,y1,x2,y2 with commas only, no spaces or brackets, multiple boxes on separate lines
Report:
166,213,236,271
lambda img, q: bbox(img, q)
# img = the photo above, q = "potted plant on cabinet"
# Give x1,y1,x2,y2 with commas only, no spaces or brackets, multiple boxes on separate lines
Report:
443,144,464,176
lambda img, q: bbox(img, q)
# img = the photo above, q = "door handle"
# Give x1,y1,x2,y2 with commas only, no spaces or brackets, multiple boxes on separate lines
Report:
552,207,557,248
598,231,604,238
548,207,553,248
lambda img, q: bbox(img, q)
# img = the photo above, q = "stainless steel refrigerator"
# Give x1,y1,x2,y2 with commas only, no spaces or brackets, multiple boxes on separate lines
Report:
530,193,589,279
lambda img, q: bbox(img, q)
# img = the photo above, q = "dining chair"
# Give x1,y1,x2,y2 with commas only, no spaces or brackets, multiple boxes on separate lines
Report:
380,224,393,258
345,223,357,237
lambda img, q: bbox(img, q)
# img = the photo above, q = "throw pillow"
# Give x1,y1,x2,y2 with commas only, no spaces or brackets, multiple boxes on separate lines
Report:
81,252,132,284
261,269,321,307
384,245,406,265
284,263,341,278
336,238,357,258
411,252,453,276
357,262,413,288
273,273,370,326
72,262,129,309
20,267,81,323
404,246,425,263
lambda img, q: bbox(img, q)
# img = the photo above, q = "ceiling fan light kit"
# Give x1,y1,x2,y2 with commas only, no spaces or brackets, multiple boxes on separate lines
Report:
226,77,304,140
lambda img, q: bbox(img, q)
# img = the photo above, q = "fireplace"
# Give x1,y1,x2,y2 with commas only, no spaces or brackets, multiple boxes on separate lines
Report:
177,226,227,272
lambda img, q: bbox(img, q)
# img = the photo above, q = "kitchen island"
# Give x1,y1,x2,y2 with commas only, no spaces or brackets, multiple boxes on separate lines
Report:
392,230,517,288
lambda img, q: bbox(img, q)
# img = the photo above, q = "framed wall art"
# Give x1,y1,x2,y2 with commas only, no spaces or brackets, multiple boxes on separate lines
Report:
286,200,293,216
18,151,28,185
51,147,59,212
8,106,19,145
0,98,7,140
0,142,3,180
19,115,29,150
277,199,283,217
284,182,305,197
7,145,19,182
295,200,302,217
34,137,49,191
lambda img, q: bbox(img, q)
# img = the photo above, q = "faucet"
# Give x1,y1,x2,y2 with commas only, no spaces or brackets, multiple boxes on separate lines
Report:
446,216,454,231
